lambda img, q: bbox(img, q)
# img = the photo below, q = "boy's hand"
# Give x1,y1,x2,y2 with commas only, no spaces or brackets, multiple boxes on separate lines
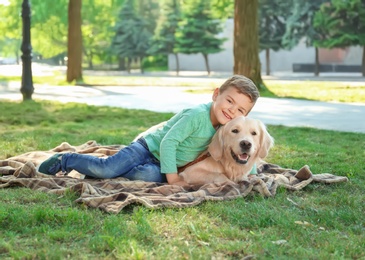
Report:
166,172,190,187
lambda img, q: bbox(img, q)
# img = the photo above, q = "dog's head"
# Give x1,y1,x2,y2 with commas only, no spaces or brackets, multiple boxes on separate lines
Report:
208,116,274,164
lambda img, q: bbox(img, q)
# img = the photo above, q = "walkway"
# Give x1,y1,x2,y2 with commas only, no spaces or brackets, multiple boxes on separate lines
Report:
1,64,364,133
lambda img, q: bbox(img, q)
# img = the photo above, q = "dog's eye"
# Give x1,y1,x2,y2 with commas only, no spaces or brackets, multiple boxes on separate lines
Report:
252,131,257,136
232,129,239,134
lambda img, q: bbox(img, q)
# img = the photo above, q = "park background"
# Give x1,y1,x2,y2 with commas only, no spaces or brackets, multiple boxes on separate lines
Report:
0,0,364,259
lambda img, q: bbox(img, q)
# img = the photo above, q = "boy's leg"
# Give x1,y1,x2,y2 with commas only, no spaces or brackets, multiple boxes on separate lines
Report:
123,162,166,183
60,141,154,179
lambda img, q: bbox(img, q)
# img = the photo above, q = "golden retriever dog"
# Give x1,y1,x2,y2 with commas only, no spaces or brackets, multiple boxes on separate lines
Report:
179,116,274,185
134,116,274,186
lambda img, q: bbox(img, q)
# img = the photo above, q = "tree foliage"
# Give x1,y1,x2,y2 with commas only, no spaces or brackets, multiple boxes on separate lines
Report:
174,0,226,75
112,0,152,73
282,0,326,48
148,0,181,74
82,0,125,69
211,0,234,19
259,0,291,75
259,0,288,51
0,0,125,63
30,0,68,58
314,0,365,48
0,0,23,62
148,0,180,56
282,0,327,76
313,0,365,76
135,0,160,34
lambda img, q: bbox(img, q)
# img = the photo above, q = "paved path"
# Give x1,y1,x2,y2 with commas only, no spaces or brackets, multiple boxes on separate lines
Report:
1,63,364,133
1,82,364,134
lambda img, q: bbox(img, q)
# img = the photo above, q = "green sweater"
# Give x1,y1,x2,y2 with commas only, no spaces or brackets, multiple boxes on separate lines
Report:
144,102,215,174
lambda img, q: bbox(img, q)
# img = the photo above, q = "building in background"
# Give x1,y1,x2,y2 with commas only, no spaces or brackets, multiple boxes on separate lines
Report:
168,19,362,73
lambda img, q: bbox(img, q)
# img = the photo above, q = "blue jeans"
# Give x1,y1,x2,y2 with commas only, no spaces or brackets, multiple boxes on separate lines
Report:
60,138,166,183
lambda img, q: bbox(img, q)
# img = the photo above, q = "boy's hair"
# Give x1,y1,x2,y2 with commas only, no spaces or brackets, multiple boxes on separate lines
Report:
219,75,260,103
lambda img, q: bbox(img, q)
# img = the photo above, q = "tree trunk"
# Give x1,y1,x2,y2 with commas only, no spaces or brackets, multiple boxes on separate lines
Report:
175,53,179,76
67,0,83,83
203,53,210,75
15,48,20,65
266,49,270,76
118,57,126,70
314,47,319,76
362,46,365,77
127,57,131,74
140,56,144,74
234,0,264,89
89,57,93,69
86,51,93,69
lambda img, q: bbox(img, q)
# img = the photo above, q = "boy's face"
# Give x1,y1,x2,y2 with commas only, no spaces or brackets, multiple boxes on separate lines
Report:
210,86,255,127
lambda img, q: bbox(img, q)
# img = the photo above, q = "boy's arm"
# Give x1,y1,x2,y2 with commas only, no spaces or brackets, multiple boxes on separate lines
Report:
165,172,190,187
159,115,197,175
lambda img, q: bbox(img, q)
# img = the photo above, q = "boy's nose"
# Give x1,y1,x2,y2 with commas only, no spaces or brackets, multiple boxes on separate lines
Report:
229,106,237,115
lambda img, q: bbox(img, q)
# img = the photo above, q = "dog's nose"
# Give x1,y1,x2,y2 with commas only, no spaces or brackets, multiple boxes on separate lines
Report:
240,140,252,150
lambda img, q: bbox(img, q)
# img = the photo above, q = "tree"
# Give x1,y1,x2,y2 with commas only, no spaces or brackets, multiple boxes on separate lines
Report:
112,0,137,71
0,0,23,63
282,0,327,76
313,0,365,76
234,0,263,89
82,0,125,69
67,0,83,83
211,0,234,19
148,0,181,74
136,0,159,34
31,0,68,59
259,0,290,75
112,0,152,73
174,0,226,75
32,0,125,68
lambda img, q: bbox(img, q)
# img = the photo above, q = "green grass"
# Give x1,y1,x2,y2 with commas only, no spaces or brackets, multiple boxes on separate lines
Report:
1,100,364,259
264,80,365,103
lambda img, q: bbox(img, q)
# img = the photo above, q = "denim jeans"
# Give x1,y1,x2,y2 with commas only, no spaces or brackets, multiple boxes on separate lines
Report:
60,138,166,183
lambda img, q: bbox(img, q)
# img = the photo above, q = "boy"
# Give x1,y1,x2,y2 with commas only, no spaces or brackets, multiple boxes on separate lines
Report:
38,75,260,186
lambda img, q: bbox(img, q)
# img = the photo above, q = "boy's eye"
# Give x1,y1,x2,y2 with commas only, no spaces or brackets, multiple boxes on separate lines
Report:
227,99,232,103
238,109,244,114
232,129,239,134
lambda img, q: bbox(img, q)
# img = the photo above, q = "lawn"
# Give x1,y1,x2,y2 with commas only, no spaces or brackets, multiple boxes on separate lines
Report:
0,100,364,259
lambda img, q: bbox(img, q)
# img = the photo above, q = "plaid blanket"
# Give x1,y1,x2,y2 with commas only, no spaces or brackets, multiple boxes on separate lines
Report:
0,141,348,214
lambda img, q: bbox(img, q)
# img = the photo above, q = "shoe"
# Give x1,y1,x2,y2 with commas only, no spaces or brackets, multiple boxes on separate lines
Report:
38,153,63,175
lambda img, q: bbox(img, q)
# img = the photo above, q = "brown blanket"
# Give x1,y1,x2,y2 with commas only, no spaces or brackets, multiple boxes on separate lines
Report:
0,141,348,214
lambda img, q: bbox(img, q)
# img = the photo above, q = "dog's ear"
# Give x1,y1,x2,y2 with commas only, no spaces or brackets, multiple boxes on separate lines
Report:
258,121,274,159
208,126,224,161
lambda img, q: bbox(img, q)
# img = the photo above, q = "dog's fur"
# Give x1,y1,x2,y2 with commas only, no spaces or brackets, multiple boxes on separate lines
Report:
179,116,274,185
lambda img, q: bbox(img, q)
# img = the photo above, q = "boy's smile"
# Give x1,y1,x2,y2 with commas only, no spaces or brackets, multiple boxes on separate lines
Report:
210,86,255,127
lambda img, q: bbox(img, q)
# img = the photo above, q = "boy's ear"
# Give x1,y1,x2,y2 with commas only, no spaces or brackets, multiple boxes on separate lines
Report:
212,88,219,101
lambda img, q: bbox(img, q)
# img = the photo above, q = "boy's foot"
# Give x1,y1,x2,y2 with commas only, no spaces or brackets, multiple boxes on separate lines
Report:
38,153,63,175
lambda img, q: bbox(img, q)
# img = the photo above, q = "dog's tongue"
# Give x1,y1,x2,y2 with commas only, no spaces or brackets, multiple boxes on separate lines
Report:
239,153,249,160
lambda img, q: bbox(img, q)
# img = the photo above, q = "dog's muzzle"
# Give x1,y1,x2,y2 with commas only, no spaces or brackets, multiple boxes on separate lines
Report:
231,140,252,164
231,149,250,164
